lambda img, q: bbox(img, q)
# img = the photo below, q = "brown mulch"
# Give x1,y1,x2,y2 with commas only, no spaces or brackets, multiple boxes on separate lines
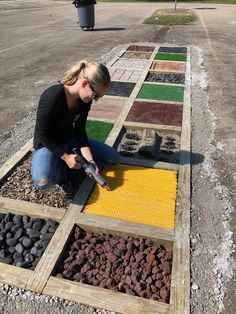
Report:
0,154,86,209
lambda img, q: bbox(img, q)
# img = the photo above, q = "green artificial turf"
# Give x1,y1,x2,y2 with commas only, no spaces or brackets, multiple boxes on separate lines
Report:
137,84,184,102
155,52,187,62
86,120,114,143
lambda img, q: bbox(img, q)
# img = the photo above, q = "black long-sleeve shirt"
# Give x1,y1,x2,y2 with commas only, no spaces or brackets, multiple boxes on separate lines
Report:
33,84,92,157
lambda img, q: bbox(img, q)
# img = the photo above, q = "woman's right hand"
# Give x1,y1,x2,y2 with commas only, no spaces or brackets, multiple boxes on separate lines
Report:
61,153,82,169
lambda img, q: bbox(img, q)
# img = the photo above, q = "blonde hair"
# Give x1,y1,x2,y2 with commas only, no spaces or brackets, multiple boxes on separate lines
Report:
59,60,110,88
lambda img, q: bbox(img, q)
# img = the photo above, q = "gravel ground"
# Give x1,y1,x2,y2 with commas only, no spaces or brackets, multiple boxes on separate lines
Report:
0,44,235,314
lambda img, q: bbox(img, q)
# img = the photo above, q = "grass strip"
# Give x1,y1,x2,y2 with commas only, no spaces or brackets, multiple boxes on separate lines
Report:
137,83,184,102
144,9,197,26
155,52,187,62
86,120,114,142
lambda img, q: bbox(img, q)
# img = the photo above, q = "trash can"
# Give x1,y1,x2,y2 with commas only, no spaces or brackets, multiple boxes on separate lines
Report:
72,0,96,31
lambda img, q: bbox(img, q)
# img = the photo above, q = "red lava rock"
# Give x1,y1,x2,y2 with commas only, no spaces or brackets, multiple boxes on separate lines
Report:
55,227,173,304
150,294,159,301
160,262,171,275
63,269,73,278
113,274,120,282
72,241,80,250
118,281,124,291
146,254,155,264
69,261,80,273
160,286,169,299
80,263,90,273
135,252,144,263
86,270,93,279
146,276,153,284
127,241,134,251
105,252,117,263
165,251,173,261
151,284,157,293
104,242,112,252
124,265,131,275
106,278,115,288
150,244,160,255
89,251,96,261
109,237,119,246
125,275,132,286
99,278,106,288
84,245,92,255
134,282,142,293
152,265,160,274
65,256,73,263
145,263,152,275
116,267,124,276
96,274,103,282
117,242,126,251
163,275,171,288
155,272,163,280
96,247,103,255
147,284,152,298
130,255,135,263
113,248,122,257
100,254,106,261
131,273,138,285
133,239,140,247
155,280,163,289
84,232,93,241
131,262,139,271
73,272,82,281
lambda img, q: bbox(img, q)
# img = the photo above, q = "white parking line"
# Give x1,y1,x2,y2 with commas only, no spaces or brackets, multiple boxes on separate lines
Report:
0,32,54,54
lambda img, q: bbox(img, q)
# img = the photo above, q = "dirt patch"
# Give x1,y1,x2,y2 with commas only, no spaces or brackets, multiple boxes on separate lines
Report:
55,226,172,303
0,154,85,209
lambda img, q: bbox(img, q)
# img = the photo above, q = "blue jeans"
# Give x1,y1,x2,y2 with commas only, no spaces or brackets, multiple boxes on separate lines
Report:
31,138,120,190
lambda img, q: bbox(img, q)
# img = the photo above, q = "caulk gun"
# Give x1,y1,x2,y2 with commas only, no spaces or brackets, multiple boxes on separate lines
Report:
72,148,110,190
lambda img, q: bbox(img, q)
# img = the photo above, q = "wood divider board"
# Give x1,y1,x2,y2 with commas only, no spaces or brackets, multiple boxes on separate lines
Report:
44,277,170,314
0,44,191,314
0,263,33,289
0,196,66,222
169,49,191,314
0,138,33,181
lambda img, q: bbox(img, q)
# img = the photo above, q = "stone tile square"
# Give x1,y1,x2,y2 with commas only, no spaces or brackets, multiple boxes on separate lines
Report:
121,51,152,59
158,46,187,54
106,81,135,97
126,101,166,124
88,97,128,120
150,61,185,73
126,101,183,126
112,59,148,70
110,69,142,82
126,45,155,52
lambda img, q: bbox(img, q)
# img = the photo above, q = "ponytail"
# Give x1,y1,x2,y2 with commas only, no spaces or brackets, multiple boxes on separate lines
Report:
59,60,88,85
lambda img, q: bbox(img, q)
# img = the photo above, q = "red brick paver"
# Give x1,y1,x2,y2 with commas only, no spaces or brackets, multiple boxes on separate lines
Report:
150,61,185,73
89,97,128,121
126,101,183,126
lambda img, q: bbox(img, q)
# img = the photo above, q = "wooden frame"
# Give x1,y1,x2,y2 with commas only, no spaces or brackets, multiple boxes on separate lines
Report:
0,44,191,314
